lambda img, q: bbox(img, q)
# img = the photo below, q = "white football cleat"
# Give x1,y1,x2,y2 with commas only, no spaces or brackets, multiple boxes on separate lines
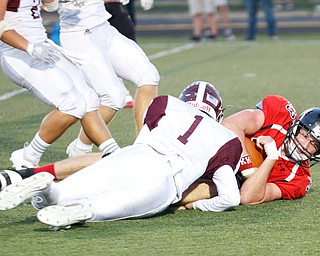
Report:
37,204,94,227
0,170,23,191
66,139,92,158
10,146,39,169
0,172,54,210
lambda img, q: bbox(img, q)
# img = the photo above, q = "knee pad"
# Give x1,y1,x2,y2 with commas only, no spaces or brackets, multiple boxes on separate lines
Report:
83,89,100,112
135,63,160,87
56,90,87,118
99,88,126,110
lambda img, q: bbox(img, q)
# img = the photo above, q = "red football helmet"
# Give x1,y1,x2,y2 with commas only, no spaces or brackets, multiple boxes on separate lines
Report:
179,81,224,122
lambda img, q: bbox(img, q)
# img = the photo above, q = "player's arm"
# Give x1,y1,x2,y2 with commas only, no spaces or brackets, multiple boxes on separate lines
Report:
171,178,217,208
53,153,104,180
185,165,240,212
222,109,265,154
222,109,265,178
0,1,29,51
240,136,281,204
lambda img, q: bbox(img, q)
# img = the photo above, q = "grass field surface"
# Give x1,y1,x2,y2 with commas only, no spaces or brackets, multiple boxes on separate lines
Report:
1,34,320,255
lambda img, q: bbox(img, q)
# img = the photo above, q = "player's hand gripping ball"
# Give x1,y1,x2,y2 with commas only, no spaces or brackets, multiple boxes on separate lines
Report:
245,137,264,167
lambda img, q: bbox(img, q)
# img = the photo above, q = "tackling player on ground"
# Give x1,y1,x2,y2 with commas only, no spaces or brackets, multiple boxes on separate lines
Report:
0,81,244,228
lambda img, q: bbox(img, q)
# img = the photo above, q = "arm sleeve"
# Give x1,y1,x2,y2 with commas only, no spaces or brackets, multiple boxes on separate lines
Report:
192,165,240,212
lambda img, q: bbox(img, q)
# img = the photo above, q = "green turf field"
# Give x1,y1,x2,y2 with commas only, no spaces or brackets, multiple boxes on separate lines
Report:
1,34,320,255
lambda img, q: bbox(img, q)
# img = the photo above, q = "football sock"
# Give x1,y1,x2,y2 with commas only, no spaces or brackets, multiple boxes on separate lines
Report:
34,163,57,180
75,138,94,151
99,138,120,154
25,132,51,164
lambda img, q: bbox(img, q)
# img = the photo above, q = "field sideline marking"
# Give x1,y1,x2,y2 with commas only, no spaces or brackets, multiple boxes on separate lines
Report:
0,43,195,102
0,88,27,101
148,43,195,60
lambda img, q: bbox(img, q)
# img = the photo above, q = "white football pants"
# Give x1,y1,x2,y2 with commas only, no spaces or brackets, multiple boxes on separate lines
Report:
46,145,179,221
1,48,99,118
60,23,160,110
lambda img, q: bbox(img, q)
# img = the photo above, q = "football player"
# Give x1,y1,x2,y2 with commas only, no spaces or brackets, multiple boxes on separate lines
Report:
176,97,320,207
1,0,118,169
0,81,247,228
54,0,160,157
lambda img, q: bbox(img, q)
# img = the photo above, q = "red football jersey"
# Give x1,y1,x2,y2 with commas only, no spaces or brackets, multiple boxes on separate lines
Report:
252,95,311,200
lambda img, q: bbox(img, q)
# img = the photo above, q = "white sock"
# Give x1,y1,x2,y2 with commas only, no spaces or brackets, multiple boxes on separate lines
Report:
98,138,120,154
25,132,50,164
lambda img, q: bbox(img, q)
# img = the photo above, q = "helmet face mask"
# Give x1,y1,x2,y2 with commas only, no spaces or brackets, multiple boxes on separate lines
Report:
179,81,224,122
284,108,320,167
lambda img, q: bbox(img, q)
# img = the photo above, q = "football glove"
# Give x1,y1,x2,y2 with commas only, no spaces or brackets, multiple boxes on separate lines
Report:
140,0,153,10
46,39,90,66
26,41,61,64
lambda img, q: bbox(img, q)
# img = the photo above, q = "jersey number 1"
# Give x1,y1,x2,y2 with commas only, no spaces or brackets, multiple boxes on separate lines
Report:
178,115,203,144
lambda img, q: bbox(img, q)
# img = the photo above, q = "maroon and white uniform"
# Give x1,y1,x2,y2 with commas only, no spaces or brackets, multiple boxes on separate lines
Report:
45,96,242,221
0,0,99,118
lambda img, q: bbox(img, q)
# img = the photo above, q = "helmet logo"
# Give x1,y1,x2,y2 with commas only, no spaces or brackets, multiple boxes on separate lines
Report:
313,125,320,139
206,93,219,106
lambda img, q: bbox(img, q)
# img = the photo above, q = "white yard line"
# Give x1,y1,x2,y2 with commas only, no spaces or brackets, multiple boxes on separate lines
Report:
148,43,195,60
0,88,27,101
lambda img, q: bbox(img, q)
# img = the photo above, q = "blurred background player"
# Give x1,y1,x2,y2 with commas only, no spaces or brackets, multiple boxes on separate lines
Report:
245,0,278,40
188,0,218,42
274,0,294,11
215,0,236,41
1,0,118,169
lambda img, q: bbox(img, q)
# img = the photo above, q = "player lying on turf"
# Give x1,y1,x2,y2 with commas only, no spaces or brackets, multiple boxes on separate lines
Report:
0,81,256,228
175,97,320,208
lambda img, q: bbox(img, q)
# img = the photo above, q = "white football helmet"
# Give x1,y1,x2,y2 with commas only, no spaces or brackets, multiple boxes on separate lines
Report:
179,81,224,122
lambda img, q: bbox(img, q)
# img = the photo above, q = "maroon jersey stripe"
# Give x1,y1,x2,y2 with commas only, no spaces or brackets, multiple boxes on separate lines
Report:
7,0,21,12
144,96,168,131
202,137,242,179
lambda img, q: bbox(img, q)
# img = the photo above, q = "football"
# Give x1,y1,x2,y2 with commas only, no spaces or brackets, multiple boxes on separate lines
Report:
245,137,264,167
